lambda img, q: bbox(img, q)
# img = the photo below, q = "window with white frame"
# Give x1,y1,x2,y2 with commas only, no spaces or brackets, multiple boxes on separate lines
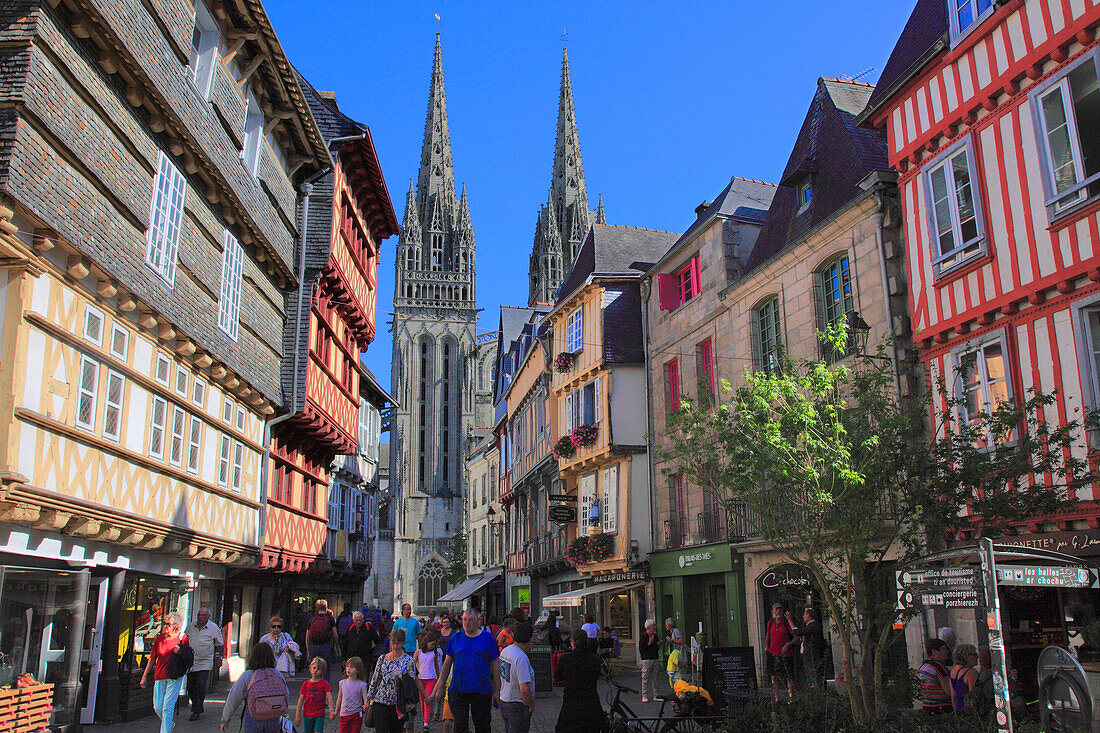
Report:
218,232,244,340
242,90,264,175
222,397,233,424
580,472,598,533
146,152,187,286
948,0,994,43
187,415,202,474
1077,305,1100,446
75,356,99,430
175,366,188,397
218,435,231,487
102,369,124,442
109,324,128,360
924,139,986,272
189,0,220,98
149,396,168,458
83,306,104,346
954,335,1012,450
169,406,186,467
1030,50,1100,217
566,307,583,353
154,353,171,386
193,379,206,409
601,463,618,534
564,378,600,432
797,180,812,210
231,440,244,492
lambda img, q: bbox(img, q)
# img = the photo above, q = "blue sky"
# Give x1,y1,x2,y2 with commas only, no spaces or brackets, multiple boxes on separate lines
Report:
264,1,912,389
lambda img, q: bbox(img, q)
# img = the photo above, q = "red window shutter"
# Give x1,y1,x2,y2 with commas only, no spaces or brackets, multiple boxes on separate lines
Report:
667,360,680,413
657,273,676,311
690,256,702,297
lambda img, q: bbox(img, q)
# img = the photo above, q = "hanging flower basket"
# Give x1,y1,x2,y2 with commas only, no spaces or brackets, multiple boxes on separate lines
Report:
554,351,577,373
588,532,615,562
553,435,577,460
571,424,599,447
565,536,591,566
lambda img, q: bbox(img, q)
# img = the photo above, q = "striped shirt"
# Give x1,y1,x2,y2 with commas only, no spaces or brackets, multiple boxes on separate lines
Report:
918,659,952,712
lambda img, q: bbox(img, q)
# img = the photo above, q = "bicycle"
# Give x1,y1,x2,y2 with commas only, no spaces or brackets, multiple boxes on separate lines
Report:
605,680,725,733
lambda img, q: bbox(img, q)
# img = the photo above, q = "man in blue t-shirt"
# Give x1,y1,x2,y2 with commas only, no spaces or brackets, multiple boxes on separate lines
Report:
392,602,422,654
432,607,500,733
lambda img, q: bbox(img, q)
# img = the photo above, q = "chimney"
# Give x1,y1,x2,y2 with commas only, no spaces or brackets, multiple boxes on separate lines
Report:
695,201,710,218
317,90,339,110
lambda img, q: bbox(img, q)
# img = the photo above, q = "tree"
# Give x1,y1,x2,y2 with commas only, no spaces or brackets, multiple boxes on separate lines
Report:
660,322,1096,721
445,522,468,586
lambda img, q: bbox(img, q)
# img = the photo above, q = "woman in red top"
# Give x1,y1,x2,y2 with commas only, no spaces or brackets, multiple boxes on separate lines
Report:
765,604,796,703
140,611,188,733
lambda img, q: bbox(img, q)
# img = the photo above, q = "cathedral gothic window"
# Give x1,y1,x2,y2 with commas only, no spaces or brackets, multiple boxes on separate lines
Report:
418,559,446,607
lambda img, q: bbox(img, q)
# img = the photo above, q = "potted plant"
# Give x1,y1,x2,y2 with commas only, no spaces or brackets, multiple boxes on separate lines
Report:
587,532,615,562
571,424,599,447
566,536,591,566
554,351,577,373
553,435,576,460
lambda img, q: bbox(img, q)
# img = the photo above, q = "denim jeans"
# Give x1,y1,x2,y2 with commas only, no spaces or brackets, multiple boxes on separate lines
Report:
499,701,532,733
152,676,185,733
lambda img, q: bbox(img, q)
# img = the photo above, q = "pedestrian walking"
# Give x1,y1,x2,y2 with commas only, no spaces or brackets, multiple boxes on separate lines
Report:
414,631,442,731
332,656,371,733
308,600,338,682
431,607,501,733
439,616,455,650
219,643,290,733
344,612,374,668
366,629,427,733
580,614,600,640
295,603,313,673
792,607,826,688
765,604,795,703
185,607,223,720
393,603,423,655
639,619,660,703
262,615,300,678
498,622,535,733
949,644,979,713
554,630,607,733
140,611,189,733
496,616,516,651
338,602,355,639
295,658,334,733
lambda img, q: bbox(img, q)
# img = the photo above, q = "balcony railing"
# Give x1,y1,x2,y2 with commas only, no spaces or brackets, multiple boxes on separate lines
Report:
726,501,763,543
664,517,687,549
697,510,727,544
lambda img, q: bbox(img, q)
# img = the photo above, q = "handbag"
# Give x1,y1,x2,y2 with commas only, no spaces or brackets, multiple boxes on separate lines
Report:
166,638,194,679
363,655,383,729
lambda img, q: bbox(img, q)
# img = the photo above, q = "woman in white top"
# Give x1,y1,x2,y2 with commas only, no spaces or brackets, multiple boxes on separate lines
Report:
260,615,300,677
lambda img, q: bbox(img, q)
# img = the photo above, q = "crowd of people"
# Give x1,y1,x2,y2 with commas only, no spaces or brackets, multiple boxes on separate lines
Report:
916,625,1025,721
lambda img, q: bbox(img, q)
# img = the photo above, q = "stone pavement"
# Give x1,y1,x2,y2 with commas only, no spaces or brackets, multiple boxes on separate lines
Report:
86,667,680,733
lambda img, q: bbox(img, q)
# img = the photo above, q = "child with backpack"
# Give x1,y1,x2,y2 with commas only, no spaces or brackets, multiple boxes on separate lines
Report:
330,656,369,733
220,643,290,733
295,658,333,733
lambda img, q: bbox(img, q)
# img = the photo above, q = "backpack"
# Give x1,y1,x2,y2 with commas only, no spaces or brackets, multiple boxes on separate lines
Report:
308,613,333,643
246,668,289,721
165,637,194,679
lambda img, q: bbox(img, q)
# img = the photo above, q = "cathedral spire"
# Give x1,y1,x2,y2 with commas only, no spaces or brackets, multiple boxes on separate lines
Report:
596,193,607,225
416,33,456,221
551,47,589,227
402,179,421,239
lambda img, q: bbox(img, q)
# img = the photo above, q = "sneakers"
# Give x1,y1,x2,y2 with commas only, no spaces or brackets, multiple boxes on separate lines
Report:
641,695,649,703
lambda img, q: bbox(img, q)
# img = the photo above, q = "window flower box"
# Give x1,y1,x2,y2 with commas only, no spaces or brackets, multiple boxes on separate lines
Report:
553,435,576,460
554,351,577,373
566,532,615,567
571,423,598,447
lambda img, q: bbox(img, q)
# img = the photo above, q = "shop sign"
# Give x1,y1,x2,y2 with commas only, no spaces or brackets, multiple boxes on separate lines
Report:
549,505,576,523
996,564,1098,588
679,551,712,569
992,528,1100,556
759,565,812,590
548,494,576,503
592,569,649,584
649,544,732,577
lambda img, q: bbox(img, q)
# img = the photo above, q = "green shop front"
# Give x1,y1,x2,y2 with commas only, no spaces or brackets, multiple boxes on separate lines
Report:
650,543,746,648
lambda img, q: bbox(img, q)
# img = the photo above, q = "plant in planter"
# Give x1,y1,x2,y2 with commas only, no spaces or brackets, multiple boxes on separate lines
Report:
571,423,599,447
565,536,591,566
587,532,615,562
553,435,577,460
554,351,577,373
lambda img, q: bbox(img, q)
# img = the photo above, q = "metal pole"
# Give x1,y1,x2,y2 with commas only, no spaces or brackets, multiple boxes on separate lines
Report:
980,537,1014,733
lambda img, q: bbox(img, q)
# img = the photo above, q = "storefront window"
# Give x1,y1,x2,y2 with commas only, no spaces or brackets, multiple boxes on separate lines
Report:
0,567,90,728
757,564,834,680
605,591,633,640
118,576,190,720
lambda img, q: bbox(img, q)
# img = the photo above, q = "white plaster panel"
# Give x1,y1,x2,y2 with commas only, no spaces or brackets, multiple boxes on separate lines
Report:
1026,0,1049,48
974,41,992,90
929,77,944,122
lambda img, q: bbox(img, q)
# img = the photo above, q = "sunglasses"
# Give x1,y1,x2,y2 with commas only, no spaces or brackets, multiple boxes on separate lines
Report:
271,624,282,629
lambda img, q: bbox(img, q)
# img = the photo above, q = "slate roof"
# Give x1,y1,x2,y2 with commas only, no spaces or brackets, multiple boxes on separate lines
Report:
671,177,776,254
744,78,889,274
557,225,679,304
864,0,948,117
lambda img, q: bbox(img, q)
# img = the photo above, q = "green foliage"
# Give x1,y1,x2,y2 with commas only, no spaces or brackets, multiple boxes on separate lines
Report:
445,523,467,586
659,319,1098,721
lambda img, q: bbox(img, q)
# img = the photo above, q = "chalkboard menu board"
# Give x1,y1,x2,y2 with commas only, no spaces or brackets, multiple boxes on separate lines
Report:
702,646,757,709
529,643,554,698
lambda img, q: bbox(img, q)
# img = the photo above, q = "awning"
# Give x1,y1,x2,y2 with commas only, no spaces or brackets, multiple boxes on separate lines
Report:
436,570,503,602
541,581,644,608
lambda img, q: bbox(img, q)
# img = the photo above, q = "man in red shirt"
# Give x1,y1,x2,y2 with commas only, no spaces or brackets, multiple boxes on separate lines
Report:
765,603,796,703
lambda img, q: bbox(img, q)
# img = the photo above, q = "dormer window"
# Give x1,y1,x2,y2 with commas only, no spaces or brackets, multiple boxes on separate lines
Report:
948,0,994,44
242,90,263,176
797,181,812,210
189,1,219,99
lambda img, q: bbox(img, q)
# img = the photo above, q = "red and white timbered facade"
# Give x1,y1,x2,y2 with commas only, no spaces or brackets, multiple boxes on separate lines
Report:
866,0,1100,518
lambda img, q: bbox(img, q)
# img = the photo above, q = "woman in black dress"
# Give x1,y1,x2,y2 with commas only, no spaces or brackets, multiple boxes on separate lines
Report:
556,630,608,732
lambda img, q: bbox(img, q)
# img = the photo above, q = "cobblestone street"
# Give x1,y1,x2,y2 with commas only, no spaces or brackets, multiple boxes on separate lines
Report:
87,668,673,733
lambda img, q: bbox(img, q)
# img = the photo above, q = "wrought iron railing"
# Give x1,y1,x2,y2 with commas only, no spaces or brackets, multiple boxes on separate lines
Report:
664,517,687,549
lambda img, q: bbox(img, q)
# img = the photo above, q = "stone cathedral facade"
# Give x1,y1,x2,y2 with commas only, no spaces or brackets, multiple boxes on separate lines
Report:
528,49,606,307
389,34,485,610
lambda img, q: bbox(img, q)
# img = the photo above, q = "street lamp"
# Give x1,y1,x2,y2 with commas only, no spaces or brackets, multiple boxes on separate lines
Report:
847,312,891,362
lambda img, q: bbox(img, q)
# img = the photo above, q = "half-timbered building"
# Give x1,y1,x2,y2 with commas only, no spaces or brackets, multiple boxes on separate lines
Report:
0,0,329,724
862,0,1100,677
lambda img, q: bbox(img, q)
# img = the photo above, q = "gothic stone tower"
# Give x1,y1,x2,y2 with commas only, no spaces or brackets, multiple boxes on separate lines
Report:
391,34,478,610
528,48,606,306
